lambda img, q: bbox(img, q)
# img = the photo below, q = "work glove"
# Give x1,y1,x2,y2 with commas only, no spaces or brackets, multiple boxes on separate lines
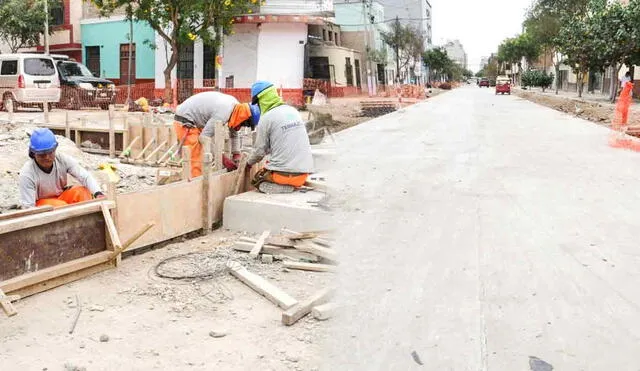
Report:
222,155,238,171
232,152,242,165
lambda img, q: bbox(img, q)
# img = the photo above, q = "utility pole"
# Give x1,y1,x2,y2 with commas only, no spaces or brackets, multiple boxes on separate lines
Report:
395,16,400,83
44,0,49,55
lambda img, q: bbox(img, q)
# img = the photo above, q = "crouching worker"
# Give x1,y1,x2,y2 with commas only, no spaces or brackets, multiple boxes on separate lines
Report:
247,81,314,194
19,128,105,208
173,91,261,177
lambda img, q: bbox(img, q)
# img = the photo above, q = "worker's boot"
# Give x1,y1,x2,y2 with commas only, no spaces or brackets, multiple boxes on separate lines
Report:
257,181,295,194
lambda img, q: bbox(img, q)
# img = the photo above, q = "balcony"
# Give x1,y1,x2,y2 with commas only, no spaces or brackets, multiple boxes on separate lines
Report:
258,0,334,17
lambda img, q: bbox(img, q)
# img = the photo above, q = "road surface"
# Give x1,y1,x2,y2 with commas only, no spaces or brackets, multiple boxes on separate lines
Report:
323,86,640,370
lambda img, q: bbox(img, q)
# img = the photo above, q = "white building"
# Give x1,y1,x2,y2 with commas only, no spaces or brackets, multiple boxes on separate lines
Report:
154,0,334,105
442,40,467,70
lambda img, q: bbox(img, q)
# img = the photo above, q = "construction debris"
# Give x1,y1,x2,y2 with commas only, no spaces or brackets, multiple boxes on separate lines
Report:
0,288,17,317
312,302,336,321
282,288,333,326
226,260,298,310
283,261,336,272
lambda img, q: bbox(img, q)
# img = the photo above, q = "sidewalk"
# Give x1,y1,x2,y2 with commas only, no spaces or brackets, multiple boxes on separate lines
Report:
516,86,638,108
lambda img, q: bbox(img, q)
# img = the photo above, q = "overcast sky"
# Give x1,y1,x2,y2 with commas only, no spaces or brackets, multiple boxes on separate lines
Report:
431,0,532,72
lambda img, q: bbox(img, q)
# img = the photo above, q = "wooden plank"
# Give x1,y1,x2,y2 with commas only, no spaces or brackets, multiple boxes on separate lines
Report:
240,236,295,248
0,288,17,317
5,259,116,299
294,240,338,263
0,251,113,294
233,154,248,194
135,137,156,160
312,302,336,320
0,201,114,237
108,110,116,158
214,122,226,171
226,261,298,309
249,230,271,258
0,206,53,221
283,261,336,272
182,147,192,181
120,136,140,158
145,140,167,162
282,288,333,326
101,203,123,252
202,137,213,234
233,242,319,262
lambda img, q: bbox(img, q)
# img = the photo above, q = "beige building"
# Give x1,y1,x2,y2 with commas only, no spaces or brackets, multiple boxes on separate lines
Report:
307,24,363,90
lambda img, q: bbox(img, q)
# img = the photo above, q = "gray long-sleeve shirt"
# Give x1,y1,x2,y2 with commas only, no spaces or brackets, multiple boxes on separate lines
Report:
19,153,102,208
248,105,314,173
176,91,240,152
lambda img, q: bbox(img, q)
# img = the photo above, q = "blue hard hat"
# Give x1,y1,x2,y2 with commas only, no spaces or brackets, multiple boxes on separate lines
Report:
250,103,261,127
251,81,273,100
29,128,58,154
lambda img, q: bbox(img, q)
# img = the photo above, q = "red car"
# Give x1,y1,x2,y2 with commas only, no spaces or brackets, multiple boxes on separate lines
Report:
495,80,511,95
479,78,490,87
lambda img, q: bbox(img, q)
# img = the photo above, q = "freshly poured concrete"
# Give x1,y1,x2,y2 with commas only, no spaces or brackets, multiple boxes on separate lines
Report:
323,87,640,370
223,190,334,234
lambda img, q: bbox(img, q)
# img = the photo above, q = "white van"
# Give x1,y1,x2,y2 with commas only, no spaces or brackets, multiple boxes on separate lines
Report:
0,54,61,111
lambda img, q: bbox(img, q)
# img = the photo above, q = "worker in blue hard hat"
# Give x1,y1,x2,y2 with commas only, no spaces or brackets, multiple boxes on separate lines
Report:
246,80,314,193
18,128,105,208
173,91,261,177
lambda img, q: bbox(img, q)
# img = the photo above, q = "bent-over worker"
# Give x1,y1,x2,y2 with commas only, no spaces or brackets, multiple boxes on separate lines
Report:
247,81,314,193
173,91,261,177
19,128,105,208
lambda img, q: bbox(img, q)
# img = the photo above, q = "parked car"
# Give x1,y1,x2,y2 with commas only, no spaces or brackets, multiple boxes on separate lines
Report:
55,59,116,110
0,53,61,112
479,78,490,87
495,77,511,95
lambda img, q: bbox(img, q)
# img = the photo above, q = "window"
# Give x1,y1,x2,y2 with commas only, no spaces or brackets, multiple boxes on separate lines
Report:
322,30,327,41
345,57,353,86
203,44,215,81
120,44,136,84
334,32,338,44
328,31,333,42
85,46,100,77
0,60,17,75
50,0,64,26
24,58,55,76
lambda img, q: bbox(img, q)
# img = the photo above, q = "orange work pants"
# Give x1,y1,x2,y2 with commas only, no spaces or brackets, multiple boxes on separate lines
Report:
253,168,309,188
36,186,93,207
173,122,203,177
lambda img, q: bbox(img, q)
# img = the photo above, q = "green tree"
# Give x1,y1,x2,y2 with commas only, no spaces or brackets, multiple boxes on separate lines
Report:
91,0,254,102
381,18,424,83
422,47,450,82
0,0,54,53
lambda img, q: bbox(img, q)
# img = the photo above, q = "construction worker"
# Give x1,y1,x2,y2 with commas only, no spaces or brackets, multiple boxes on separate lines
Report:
246,81,314,193
173,91,261,177
19,128,105,208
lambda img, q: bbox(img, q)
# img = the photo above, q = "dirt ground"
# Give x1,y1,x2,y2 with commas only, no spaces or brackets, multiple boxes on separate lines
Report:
0,120,160,213
0,229,332,371
513,88,640,128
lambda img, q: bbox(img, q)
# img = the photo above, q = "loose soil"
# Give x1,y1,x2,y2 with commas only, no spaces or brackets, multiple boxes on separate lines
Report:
0,230,332,371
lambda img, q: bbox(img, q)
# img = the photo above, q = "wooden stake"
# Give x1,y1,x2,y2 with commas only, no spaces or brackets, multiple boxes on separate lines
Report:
65,111,70,139
282,288,333,326
214,122,226,171
233,154,249,195
156,143,177,164
122,117,130,153
201,137,213,234
120,135,140,158
114,222,155,256
0,288,17,317
312,302,336,320
43,101,50,123
226,261,298,309
100,202,122,266
134,137,156,160
74,129,81,147
108,110,115,158
182,147,192,181
144,140,168,162
249,230,271,258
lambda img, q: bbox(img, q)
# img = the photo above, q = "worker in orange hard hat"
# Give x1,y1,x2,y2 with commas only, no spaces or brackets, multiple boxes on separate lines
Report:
19,128,106,208
173,91,260,177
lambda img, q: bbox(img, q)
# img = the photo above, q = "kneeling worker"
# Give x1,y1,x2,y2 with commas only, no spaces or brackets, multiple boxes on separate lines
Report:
247,81,314,193
173,91,261,177
19,128,105,208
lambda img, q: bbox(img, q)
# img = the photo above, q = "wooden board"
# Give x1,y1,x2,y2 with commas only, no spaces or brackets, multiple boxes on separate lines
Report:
283,261,336,272
282,288,333,326
249,230,271,258
233,242,319,262
0,288,17,317
226,261,298,309
0,206,53,221
294,240,338,263
0,212,107,281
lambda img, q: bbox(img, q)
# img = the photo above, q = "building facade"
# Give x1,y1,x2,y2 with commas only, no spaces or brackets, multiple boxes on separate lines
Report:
443,40,467,70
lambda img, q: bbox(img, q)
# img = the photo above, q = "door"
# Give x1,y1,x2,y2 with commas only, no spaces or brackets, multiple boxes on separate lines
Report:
203,44,215,87
345,57,353,86
119,43,136,85
354,59,361,89
86,46,100,77
177,42,194,103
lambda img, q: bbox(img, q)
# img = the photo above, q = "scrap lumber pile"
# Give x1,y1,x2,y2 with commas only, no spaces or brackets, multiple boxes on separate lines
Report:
360,100,397,117
228,228,338,325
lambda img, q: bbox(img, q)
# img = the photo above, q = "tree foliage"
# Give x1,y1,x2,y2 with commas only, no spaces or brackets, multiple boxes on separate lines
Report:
91,0,255,101
381,20,424,82
522,70,554,91
0,0,54,53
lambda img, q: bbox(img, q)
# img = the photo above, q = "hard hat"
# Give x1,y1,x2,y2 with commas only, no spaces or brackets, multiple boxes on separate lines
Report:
250,103,261,127
251,81,273,101
29,128,58,154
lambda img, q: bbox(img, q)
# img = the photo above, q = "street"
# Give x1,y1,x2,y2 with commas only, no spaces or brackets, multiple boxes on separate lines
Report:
324,86,640,370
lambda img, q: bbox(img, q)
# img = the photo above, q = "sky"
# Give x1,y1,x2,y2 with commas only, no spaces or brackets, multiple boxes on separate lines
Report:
431,0,532,72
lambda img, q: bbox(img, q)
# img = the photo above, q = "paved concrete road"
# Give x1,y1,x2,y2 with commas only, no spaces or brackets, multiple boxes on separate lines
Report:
323,86,640,370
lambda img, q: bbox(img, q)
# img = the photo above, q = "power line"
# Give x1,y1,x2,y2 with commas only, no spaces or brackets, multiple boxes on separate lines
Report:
337,17,430,27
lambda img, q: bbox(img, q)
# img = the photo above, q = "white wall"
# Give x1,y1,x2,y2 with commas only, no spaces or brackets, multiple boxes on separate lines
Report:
154,33,176,89
256,23,307,89
223,24,259,88
194,41,204,88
